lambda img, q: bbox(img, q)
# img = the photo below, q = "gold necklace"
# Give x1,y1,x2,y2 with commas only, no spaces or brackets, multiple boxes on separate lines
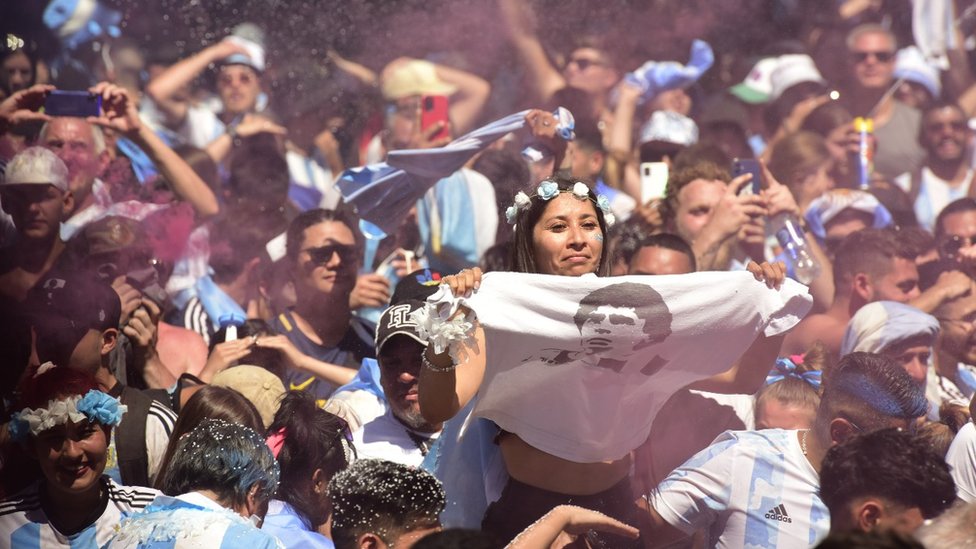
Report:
800,430,809,455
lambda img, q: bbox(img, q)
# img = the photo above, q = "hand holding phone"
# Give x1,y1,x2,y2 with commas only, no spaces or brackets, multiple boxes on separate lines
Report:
640,162,669,204
731,158,761,196
420,95,450,142
44,90,102,118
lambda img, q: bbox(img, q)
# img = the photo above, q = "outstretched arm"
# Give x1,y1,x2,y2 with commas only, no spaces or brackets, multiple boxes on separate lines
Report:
504,505,639,549
418,268,488,424
498,0,566,104
89,82,220,218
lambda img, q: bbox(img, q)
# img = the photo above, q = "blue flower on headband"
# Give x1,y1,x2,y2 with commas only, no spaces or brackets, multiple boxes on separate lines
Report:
537,181,559,201
77,390,127,426
765,357,822,390
597,195,611,213
7,416,28,442
505,205,519,224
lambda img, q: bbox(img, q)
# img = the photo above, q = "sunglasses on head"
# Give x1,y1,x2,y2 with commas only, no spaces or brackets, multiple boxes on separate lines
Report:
303,244,360,265
852,50,894,63
940,235,976,258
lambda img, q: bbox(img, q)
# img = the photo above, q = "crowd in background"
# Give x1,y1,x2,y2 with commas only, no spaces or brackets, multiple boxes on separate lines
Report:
7,0,976,548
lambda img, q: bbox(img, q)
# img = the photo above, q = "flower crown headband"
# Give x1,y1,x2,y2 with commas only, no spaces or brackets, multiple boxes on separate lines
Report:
505,180,615,227
8,390,128,442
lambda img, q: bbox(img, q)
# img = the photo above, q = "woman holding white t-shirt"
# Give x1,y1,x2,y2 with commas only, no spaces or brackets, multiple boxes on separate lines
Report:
419,174,790,545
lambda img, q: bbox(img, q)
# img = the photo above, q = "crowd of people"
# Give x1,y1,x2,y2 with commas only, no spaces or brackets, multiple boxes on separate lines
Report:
6,0,976,547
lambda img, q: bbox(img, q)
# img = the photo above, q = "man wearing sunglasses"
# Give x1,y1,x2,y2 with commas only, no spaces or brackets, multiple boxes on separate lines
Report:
844,24,925,181
265,208,377,402
896,102,974,232
934,198,976,276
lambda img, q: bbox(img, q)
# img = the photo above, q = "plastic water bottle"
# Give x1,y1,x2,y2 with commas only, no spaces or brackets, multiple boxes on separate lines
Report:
853,117,873,190
768,213,821,285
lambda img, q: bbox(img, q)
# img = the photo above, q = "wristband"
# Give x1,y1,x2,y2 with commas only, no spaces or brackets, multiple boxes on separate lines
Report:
422,352,457,373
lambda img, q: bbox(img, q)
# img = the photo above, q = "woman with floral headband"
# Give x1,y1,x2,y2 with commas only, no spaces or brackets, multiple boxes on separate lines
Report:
418,174,797,545
0,366,159,547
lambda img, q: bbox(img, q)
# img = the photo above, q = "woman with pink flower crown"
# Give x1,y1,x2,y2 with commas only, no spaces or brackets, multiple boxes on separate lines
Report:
0,366,159,548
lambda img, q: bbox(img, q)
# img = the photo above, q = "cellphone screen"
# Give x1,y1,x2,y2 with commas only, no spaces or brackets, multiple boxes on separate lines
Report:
731,158,761,195
640,162,669,204
420,95,449,142
44,91,102,118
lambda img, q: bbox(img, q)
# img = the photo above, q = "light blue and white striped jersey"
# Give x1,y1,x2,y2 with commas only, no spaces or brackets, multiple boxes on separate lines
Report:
0,477,158,549
648,429,829,549
107,492,283,549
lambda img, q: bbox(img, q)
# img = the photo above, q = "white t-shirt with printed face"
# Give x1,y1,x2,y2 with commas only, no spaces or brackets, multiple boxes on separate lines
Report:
648,429,829,549
947,421,976,503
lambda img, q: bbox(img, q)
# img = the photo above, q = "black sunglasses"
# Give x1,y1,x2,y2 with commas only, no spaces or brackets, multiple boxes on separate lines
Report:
940,235,976,258
851,50,894,63
303,244,360,265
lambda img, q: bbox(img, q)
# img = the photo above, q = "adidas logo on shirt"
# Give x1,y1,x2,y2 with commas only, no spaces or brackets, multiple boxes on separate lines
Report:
765,504,793,523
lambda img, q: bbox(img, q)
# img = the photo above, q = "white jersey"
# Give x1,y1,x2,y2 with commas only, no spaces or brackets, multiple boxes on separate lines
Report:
648,429,829,549
946,421,976,503
352,408,439,467
0,478,158,548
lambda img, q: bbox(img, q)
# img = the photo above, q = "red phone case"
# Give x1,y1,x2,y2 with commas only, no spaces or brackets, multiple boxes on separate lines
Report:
421,95,450,142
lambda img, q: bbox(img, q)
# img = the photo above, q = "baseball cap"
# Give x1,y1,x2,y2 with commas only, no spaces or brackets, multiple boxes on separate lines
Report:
221,23,266,73
380,59,457,101
390,268,443,304
26,271,122,330
893,46,941,99
2,147,69,192
210,365,286,429
729,57,779,104
768,54,826,101
375,300,428,354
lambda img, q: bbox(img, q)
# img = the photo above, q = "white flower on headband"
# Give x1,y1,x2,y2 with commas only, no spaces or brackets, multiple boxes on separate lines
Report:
604,212,616,227
572,182,589,199
507,191,532,224
9,390,128,441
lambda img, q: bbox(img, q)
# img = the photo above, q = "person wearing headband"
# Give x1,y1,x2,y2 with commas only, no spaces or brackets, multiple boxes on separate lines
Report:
0,367,159,548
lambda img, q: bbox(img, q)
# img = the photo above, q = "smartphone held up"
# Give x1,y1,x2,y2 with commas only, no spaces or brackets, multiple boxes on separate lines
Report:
43,90,102,118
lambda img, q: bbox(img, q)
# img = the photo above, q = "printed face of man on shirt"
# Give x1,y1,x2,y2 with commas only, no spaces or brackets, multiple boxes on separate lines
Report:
579,305,646,361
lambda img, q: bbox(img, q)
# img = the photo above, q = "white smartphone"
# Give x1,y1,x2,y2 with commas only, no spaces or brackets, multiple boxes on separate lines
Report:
640,162,669,204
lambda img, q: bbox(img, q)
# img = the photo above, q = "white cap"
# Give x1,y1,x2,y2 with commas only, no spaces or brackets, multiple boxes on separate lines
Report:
222,23,266,73
894,46,941,99
639,110,699,147
729,57,779,104
3,147,69,192
768,54,826,100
